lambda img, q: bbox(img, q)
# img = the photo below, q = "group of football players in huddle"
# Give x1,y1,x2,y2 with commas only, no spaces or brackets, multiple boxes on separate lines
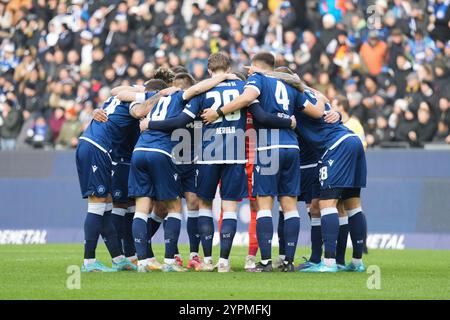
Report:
75,51,367,273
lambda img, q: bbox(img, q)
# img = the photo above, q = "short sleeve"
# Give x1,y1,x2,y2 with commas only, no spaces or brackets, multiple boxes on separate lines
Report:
179,91,189,106
244,73,263,97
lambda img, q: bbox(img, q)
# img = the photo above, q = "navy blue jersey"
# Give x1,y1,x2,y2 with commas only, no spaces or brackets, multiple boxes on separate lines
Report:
81,92,155,162
294,96,353,157
134,91,187,156
184,80,247,163
245,73,304,150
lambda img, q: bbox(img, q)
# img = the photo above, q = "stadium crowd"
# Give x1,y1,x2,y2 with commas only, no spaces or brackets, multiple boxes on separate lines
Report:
0,0,449,150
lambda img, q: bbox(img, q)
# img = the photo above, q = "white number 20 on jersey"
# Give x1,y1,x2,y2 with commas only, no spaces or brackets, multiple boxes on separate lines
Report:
275,81,290,111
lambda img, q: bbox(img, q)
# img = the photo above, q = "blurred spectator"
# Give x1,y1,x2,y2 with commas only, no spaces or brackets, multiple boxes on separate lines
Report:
26,114,51,149
49,107,65,143
334,94,367,149
413,102,437,146
55,108,82,149
359,31,387,76
366,116,395,147
0,99,22,150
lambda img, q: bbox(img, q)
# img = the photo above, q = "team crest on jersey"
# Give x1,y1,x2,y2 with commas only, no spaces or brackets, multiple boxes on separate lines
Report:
328,159,334,167
97,185,105,195
92,165,98,173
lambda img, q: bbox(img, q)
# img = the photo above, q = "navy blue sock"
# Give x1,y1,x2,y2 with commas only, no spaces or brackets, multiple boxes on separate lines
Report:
277,209,285,256
123,211,135,257
284,211,300,263
310,218,323,264
187,212,200,254
321,209,339,259
348,209,366,259
164,215,181,259
83,207,104,259
101,210,123,258
220,213,237,259
111,208,126,250
198,211,214,258
336,216,349,265
132,213,148,260
147,213,162,258
256,210,273,262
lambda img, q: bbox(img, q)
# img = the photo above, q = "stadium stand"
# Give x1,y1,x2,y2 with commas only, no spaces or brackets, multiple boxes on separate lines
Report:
0,0,449,151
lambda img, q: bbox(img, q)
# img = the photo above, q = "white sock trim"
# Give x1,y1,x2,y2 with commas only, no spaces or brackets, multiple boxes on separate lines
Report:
105,202,113,212
150,211,164,223
222,211,237,220
88,202,106,216
187,210,199,218
284,210,299,220
311,218,321,226
84,258,96,265
167,212,182,220
134,212,148,222
323,258,336,267
306,207,311,214
112,255,124,263
257,210,272,219
321,207,338,216
199,209,213,218
112,208,127,216
127,206,135,213
164,258,175,265
339,216,348,225
347,207,362,218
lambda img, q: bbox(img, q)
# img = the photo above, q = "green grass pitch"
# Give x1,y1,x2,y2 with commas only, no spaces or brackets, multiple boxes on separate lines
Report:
1,244,449,300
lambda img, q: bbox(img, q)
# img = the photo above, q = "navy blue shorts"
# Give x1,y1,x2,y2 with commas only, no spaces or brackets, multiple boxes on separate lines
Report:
76,139,112,198
319,135,367,192
177,163,197,194
128,151,182,201
253,148,301,197
112,161,131,203
298,164,320,204
196,163,248,201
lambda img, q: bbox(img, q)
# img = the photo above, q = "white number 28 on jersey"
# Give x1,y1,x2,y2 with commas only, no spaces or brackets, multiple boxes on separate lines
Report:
275,80,290,111
206,89,241,123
